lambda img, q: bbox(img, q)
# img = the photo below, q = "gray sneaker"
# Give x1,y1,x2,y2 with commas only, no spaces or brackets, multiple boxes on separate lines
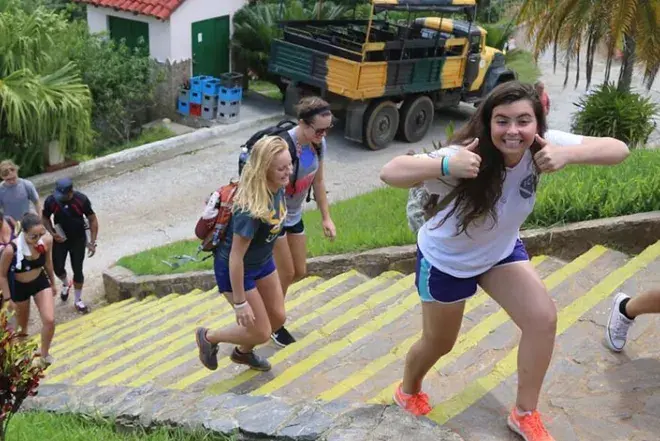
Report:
230,347,272,371
606,292,634,352
195,327,219,370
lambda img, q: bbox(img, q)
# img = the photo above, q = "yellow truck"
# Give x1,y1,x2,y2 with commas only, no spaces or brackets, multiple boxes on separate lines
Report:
268,0,516,150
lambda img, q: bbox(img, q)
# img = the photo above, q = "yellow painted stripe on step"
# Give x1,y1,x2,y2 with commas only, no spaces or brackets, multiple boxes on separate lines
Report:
56,288,219,385
252,288,421,396
80,276,320,385
53,295,165,346
319,256,547,402
368,246,607,404
176,271,407,392
427,241,660,425
49,289,203,361
56,297,137,334
111,271,358,387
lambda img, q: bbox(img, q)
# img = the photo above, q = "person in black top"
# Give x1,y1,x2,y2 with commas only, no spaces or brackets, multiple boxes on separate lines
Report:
42,178,99,313
0,212,57,367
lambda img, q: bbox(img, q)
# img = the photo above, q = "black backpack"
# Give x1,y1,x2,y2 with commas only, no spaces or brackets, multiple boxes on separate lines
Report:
238,119,321,202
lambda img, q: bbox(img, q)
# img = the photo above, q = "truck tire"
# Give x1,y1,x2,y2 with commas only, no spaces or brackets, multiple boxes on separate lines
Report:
397,95,434,143
363,100,399,150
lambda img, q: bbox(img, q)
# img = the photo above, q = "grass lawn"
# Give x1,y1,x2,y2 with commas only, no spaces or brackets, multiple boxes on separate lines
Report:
249,80,283,101
7,412,233,441
118,148,660,276
505,50,542,84
73,126,177,162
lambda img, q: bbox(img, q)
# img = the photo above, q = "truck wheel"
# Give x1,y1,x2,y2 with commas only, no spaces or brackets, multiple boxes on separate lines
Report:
398,95,434,143
363,100,399,150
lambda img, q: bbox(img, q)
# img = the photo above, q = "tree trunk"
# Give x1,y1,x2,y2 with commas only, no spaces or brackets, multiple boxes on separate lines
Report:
617,33,636,93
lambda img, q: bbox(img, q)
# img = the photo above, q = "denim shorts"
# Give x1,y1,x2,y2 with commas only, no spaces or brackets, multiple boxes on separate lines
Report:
415,239,529,304
214,258,277,293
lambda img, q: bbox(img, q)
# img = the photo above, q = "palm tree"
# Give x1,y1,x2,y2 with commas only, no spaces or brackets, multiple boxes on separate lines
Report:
0,1,92,174
518,0,660,93
232,0,347,94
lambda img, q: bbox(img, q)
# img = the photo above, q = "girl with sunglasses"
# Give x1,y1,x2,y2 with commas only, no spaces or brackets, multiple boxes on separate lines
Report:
271,96,336,348
0,212,57,367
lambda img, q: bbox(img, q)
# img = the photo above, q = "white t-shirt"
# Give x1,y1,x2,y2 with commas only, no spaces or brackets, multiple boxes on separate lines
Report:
417,129,584,278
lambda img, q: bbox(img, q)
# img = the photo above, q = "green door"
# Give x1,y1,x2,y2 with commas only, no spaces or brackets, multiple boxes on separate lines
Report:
108,16,149,53
191,15,230,77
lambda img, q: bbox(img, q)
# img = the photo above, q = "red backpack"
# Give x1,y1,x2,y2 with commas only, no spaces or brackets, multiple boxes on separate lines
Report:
194,181,239,253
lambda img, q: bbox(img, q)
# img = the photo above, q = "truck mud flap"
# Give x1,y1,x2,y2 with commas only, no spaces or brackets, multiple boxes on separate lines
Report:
344,100,370,143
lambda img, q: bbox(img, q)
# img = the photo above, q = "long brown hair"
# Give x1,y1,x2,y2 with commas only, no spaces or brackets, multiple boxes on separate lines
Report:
426,81,547,234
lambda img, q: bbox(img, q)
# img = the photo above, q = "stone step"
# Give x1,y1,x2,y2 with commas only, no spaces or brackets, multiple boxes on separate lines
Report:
41,241,660,441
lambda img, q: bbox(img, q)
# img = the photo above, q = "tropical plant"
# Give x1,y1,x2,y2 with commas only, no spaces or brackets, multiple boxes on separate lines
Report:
571,82,659,148
232,1,348,93
518,0,660,93
0,1,92,175
0,309,45,441
56,20,160,152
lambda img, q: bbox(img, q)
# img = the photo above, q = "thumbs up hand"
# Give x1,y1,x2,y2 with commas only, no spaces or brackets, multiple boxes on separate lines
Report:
446,138,482,179
533,134,569,172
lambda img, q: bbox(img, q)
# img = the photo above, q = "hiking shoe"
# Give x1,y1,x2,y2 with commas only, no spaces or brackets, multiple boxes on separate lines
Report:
393,383,432,416
60,281,73,302
195,327,219,370
271,326,296,348
230,347,271,371
507,408,555,441
75,301,90,314
606,292,634,352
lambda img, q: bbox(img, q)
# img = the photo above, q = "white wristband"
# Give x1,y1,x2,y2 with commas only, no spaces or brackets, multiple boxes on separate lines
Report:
234,301,247,310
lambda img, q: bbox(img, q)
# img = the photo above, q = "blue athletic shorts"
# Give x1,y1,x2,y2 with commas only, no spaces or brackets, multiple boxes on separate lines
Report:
214,257,277,293
415,239,529,304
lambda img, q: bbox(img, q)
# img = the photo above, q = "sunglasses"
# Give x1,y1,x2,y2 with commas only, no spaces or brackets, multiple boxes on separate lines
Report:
311,124,333,136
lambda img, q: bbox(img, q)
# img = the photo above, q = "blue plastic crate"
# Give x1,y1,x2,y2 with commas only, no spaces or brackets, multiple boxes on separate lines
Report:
178,88,190,104
189,90,203,105
218,86,242,102
202,78,221,96
190,75,212,93
177,99,190,115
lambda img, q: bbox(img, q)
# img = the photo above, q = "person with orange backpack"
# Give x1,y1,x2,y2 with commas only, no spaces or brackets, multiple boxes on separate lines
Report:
194,135,292,372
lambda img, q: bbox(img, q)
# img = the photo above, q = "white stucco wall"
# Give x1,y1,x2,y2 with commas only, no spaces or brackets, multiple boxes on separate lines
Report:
85,6,172,63
169,0,246,62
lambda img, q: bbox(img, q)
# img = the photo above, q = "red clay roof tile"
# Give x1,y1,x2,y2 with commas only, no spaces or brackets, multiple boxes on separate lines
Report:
74,0,185,19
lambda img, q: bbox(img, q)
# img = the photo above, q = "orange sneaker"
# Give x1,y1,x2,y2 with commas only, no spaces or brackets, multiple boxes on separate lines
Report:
393,383,432,416
507,408,555,441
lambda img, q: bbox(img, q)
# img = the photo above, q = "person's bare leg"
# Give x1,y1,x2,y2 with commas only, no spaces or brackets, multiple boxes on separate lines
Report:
287,233,308,287
33,288,55,357
273,236,295,298
402,301,465,394
478,262,556,412
626,288,660,317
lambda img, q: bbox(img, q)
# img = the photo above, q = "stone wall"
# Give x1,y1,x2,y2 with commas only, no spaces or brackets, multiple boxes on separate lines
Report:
150,58,192,121
103,211,660,302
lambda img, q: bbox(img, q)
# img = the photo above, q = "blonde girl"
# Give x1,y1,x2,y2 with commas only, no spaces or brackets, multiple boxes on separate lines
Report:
195,136,292,372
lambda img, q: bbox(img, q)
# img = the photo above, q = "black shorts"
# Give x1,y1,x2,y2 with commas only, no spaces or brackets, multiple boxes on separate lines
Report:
11,271,50,303
278,219,305,237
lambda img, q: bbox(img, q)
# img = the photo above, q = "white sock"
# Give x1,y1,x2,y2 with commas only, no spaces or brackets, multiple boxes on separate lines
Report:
60,275,69,286
74,288,83,304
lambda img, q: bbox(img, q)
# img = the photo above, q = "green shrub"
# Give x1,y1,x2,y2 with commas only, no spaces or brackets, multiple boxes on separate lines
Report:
482,22,514,49
571,83,659,148
57,21,161,154
0,310,45,441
